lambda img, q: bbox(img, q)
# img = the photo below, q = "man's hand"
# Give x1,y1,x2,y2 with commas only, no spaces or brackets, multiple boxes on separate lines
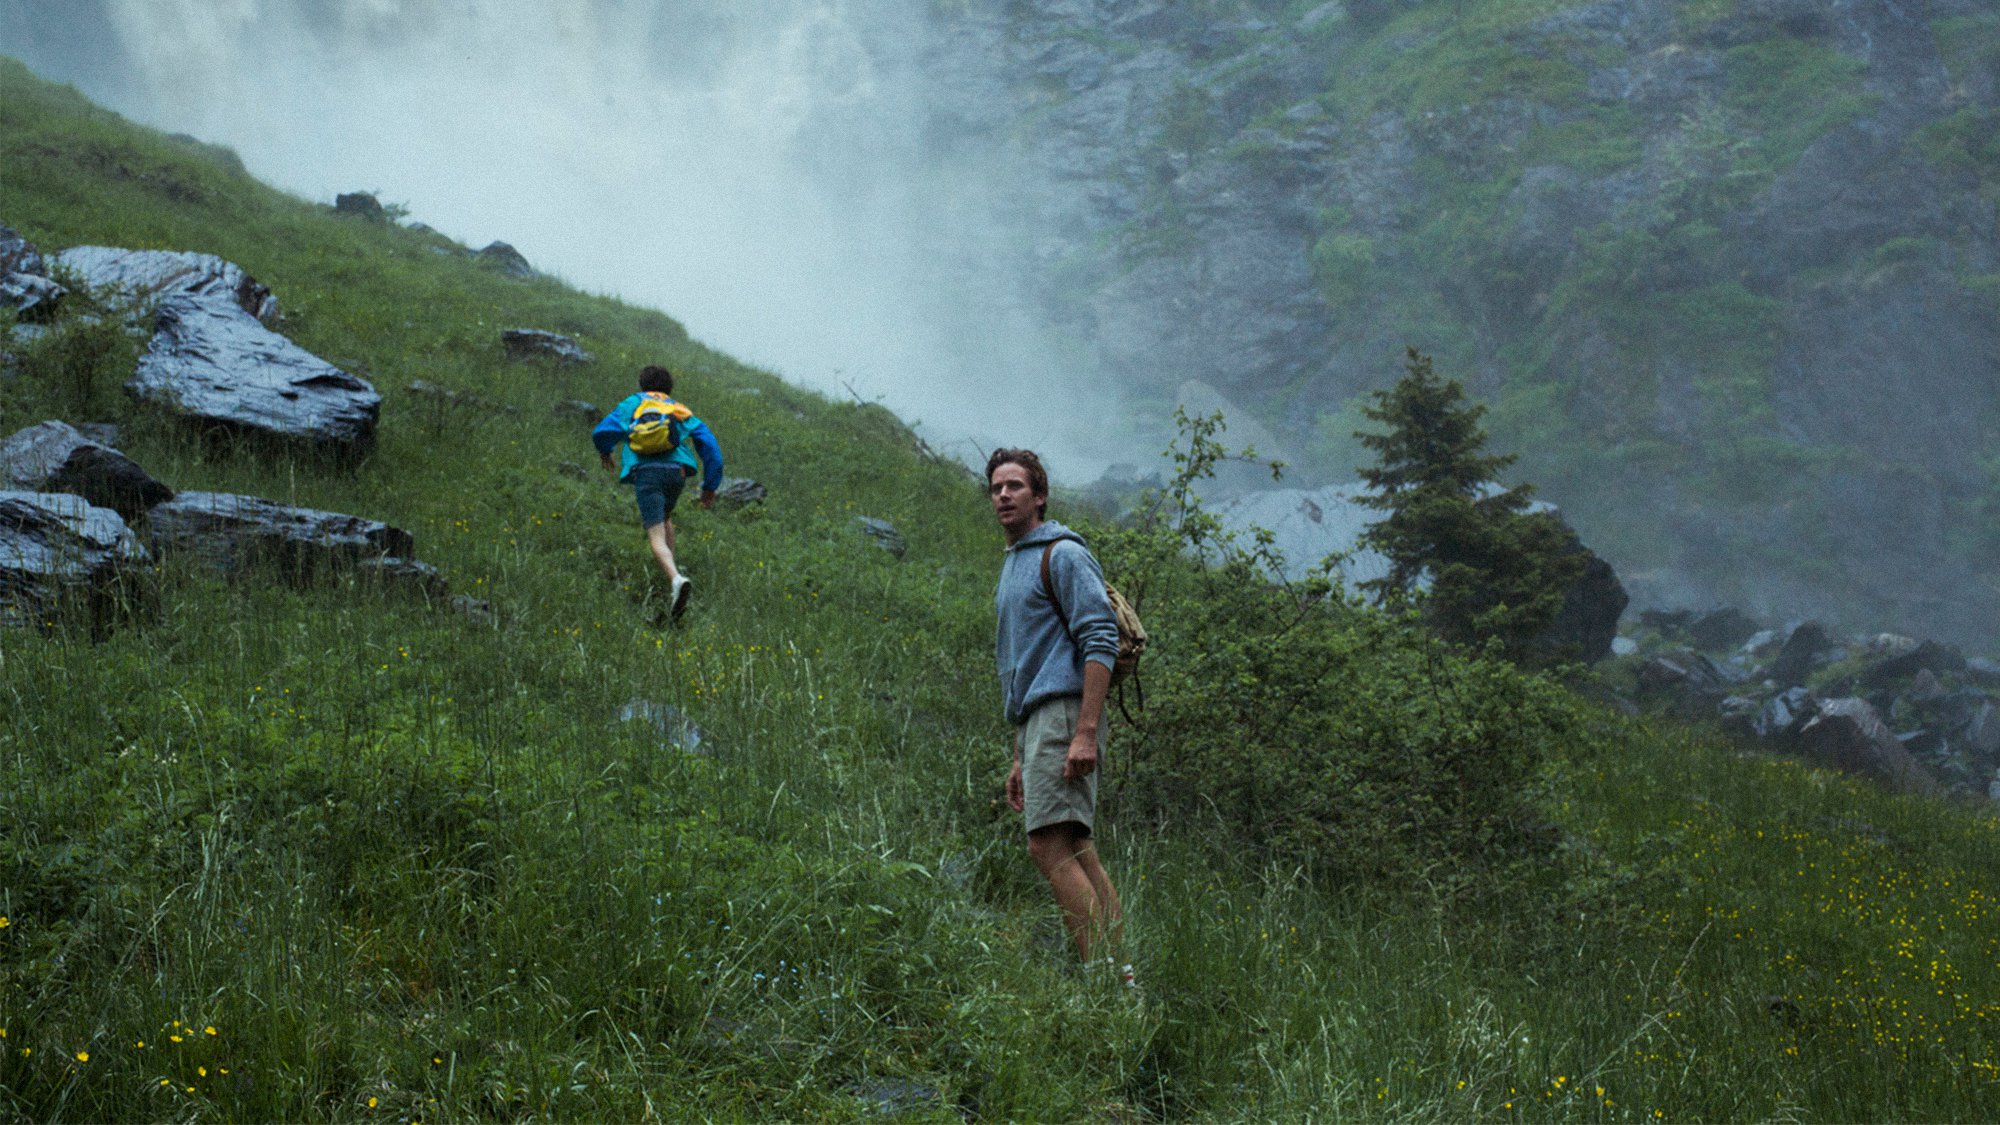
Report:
699,488,718,510
600,452,616,474
1063,727,1099,782
1006,758,1025,812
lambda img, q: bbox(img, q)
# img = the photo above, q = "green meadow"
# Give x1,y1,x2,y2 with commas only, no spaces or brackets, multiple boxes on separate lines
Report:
3,59,1998,1122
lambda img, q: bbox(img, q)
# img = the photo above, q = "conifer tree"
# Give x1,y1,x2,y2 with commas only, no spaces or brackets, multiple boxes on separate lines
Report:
1356,348,1583,660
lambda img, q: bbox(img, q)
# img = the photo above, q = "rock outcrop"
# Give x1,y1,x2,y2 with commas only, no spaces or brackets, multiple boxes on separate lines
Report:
501,328,593,365
0,223,65,321
0,489,152,631
133,294,380,450
0,420,174,521
147,491,415,584
56,245,278,321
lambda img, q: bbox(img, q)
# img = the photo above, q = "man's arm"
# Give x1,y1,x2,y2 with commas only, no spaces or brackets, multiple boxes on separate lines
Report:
1065,659,1111,781
592,399,632,474
686,418,724,508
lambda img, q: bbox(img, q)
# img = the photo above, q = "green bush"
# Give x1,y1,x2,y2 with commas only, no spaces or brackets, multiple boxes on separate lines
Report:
1097,411,1580,887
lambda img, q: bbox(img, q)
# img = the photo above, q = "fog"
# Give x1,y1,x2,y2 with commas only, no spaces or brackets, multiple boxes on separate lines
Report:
0,0,1129,476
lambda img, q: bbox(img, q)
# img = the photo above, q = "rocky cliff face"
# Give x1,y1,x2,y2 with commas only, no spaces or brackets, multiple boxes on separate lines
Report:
915,0,2000,646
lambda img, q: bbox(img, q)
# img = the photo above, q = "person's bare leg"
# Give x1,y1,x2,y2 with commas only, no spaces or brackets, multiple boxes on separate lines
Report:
1073,843,1124,957
1028,824,1104,961
645,521,679,581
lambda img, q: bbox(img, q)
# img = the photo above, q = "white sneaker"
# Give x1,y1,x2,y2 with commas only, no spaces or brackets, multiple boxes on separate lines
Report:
670,575,693,622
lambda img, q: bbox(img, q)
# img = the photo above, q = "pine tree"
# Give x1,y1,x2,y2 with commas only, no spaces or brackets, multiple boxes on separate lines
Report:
1356,348,1584,660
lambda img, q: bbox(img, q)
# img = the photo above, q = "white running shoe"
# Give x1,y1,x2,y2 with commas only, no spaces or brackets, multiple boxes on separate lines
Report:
670,575,693,622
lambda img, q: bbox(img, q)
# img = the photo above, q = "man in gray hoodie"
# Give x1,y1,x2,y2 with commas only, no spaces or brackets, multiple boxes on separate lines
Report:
988,447,1129,975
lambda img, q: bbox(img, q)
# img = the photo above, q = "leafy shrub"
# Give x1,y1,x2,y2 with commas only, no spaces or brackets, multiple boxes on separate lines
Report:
1096,410,1581,887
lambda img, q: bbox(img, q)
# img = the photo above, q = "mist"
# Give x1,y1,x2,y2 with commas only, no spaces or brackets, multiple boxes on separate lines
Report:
0,0,1132,478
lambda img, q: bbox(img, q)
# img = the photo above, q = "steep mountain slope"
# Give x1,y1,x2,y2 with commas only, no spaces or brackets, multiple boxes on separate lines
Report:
929,0,2000,644
4,56,1999,1123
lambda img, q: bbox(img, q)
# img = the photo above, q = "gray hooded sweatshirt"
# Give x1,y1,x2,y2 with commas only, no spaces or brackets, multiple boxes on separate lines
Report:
995,519,1121,725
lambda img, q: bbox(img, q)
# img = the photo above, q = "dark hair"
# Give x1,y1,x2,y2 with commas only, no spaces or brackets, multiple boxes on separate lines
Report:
639,365,674,395
985,447,1049,518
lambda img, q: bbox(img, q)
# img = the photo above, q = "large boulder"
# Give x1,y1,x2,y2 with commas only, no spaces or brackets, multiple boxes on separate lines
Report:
0,421,174,521
55,246,278,322
0,224,66,321
148,491,414,584
1531,537,1629,664
0,490,152,631
132,294,380,451
1797,697,1940,796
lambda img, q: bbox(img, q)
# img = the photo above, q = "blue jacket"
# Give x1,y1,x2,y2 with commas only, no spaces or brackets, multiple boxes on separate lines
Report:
592,393,723,490
994,520,1121,726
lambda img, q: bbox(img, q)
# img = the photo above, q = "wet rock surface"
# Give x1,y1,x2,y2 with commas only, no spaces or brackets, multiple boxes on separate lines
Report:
0,420,174,521
147,491,415,583
56,245,278,321
501,328,593,365
134,294,380,449
855,516,907,558
0,489,152,631
0,223,65,320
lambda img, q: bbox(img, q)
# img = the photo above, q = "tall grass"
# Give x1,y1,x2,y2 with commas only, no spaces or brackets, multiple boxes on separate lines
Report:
2,55,1998,1120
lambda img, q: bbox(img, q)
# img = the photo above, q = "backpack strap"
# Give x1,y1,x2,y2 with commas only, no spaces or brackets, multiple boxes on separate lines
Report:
1042,539,1140,727
1039,541,1072,636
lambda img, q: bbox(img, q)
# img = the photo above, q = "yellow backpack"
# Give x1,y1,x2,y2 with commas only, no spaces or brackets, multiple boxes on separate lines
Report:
628,392,692,456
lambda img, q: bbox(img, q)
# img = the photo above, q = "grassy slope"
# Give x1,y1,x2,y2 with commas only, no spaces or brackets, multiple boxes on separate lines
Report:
3,58,1998,1121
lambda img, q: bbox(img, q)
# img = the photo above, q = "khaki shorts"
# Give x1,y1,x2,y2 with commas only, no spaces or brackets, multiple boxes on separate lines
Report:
1016,695,1101,836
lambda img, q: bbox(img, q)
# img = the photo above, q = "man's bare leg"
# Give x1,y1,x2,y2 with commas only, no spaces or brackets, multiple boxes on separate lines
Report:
645,521,680,581
1073,842,1124,956
1028,823,1117,962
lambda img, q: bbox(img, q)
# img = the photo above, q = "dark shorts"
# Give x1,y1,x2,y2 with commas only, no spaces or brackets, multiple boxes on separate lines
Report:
628,463,688,528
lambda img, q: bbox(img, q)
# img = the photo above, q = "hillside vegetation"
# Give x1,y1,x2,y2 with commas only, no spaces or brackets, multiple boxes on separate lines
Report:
954,0,2000,645
3,58,1999,1122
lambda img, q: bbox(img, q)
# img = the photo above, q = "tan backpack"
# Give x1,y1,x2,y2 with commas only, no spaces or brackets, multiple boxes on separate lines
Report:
1041,541,1148,718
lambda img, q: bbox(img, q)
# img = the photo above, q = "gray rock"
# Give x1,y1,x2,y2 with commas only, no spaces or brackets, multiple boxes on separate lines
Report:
845,1078,945,1118
475,241,535,278
0,224,65,321
55,245,278,321
617,698,707,754
1797,698,1940,796
1718,694,1762,736
1740,629,1782,657
356,555,447,598
1860,639,1967,689
451,595,497,626
147,491,414,583
1968,658,2000,689
1610,635,1638,657
854,516,907,558
0,490,152,631
0,421,173,521
333,191,386,220
501,328,593,365
552,399,599,423
1690,607,1760,651
1770,621,1836,686
1754,686,1816,741
72,422,121,447
716,478,767,509
1990,768,2000,803
134,295,380,450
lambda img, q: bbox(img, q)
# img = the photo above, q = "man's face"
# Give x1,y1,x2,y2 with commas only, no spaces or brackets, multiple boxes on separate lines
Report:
989,462,1042,540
